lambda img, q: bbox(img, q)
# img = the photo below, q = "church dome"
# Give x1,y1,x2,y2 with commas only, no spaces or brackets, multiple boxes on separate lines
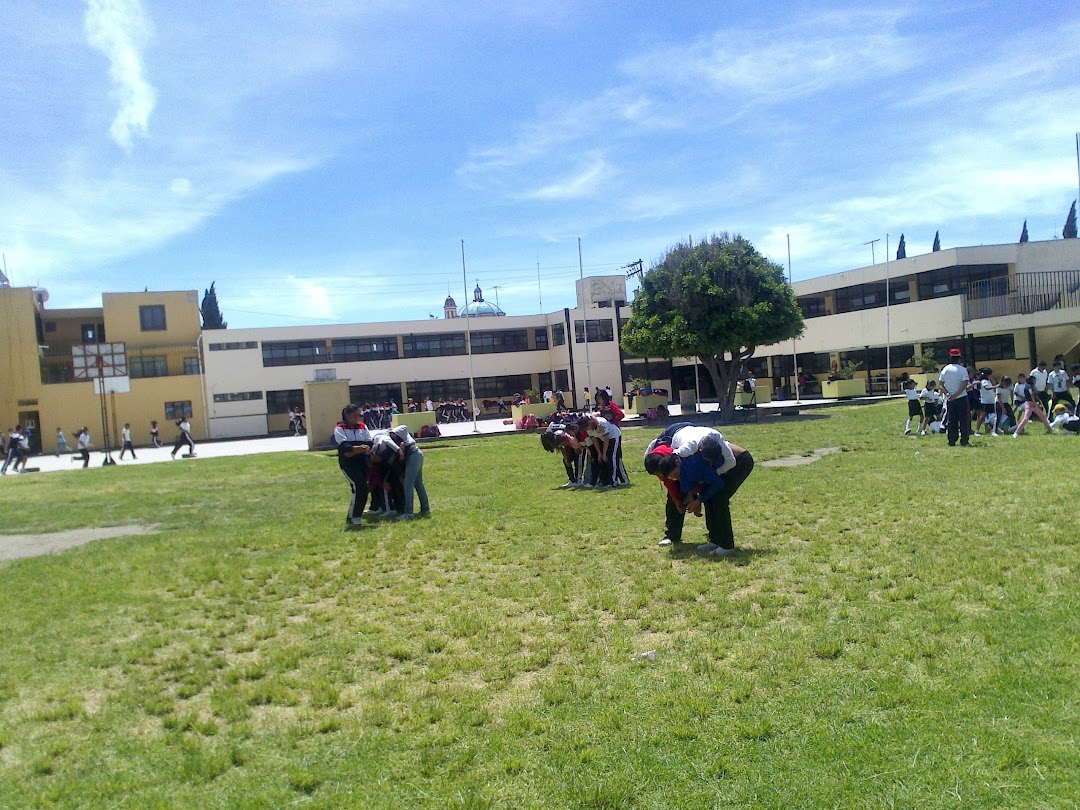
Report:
459,299,506,317
444,295,456,307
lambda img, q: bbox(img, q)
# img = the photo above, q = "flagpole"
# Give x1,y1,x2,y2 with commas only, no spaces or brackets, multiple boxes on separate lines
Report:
579,238,593,403
787,235,801,404
460,240,479,434
886,233,892,397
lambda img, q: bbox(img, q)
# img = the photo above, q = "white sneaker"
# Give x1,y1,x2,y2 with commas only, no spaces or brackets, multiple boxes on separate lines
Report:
918,431,926,436
712,547,735,558
658,537,674,547
696,542,718,552
990,431,998,436
560,482,575,489
904,429,911,435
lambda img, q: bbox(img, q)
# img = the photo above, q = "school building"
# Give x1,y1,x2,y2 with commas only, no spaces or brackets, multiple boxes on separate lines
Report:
0,286,205,453
4,237,1080,447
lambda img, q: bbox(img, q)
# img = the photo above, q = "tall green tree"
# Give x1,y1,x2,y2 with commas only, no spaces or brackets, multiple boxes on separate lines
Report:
621,234,804,421
200,282,228,329
1020,220,1029,243
932,231,941,251
1064,201,1078,239
896,234,906,259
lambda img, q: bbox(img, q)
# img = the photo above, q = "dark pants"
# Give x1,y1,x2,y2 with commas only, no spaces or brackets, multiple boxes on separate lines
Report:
172,434,195,456
666,451,755,549
341,464,368,521
80,448,90,468
120,441,136,459
946,396,971,446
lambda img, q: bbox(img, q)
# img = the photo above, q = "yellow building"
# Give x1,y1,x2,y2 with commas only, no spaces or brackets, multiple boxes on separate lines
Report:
0,286,205,454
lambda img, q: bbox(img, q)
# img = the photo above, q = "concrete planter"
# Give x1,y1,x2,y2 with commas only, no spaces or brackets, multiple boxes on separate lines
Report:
624,393,669,415
821,379,868,399
391,412,436,433
511,403,557,423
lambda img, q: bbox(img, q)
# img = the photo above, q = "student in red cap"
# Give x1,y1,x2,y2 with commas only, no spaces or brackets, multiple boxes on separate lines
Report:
939,348,972,446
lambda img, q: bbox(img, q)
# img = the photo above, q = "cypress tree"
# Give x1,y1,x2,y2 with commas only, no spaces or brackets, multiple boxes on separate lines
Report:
896,234,906,259
201,282,228,329
1064,202,1078,239
1020,220,1029,243
932,231,940,251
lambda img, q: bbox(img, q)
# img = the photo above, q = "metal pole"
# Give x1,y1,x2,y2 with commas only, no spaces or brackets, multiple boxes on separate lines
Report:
787,235,801,404
537,256,543,312
460,240,480,433
196,333,210,440
1075,133,1080,224
885,233,892,397
578,238,593,405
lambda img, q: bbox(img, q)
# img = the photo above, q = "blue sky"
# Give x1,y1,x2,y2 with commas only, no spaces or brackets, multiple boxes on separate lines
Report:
2,1,1079,328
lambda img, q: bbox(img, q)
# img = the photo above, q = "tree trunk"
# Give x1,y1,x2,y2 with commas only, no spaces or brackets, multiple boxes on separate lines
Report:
700,352,749,422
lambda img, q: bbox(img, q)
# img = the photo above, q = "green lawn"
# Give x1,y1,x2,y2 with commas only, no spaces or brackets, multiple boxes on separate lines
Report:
1,402,1077,809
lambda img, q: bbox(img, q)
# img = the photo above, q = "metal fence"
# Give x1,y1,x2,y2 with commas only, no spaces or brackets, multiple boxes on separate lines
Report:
964,269,1080,321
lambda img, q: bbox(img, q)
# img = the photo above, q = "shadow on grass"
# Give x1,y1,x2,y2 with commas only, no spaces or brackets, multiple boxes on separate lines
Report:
664,545,776,565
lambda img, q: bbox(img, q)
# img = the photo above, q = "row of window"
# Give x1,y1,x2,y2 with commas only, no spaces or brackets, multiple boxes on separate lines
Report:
798,264,1010,318
213,391,264,403
261,327,569,366
209,341,258,351
128,356,201,378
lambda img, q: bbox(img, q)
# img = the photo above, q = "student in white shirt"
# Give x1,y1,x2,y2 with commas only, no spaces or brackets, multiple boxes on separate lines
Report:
170,418,196,458
918,381,940,435
974,371,998,436
903,379,922,435
670,425,738,474
577,415,628,487
1012,374,1029,424
77,427,92,468
119,423,137,459
995,376,1013,435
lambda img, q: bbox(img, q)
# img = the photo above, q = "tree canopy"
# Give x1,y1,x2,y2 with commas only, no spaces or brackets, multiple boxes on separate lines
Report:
621,234,804,420
200,282,227,330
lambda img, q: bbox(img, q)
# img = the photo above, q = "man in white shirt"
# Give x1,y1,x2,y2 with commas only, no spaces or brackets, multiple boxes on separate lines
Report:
939,348,971,447
1029,360,1050,411
119,423,137,460
1047,360,1073,412
669,425,738,474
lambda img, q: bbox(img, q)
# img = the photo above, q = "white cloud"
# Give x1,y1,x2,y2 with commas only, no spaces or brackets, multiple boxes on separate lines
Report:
522,155,609,201
169,177,191,195
84,0,156,150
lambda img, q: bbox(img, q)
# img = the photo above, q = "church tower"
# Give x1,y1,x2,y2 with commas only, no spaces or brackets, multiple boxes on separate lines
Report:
444,294,458,319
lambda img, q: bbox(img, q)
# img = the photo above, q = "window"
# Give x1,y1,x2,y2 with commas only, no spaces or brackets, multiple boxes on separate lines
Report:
164,401,192,420
916,264,1008,301
261,340,328,367
796,352,832,375
81,324,98,344
44,322,57,333
266,389,304,414
551,323,566,346
574,319,614,343
209,341,258,351
402,333,466,358
473,374,534,398
213,391,263,403
534,328,549,351
130,355,168,378
835,283,888,314
183,357,201,375
554,369,569,392
972,334,1015,362
332,336,398,362
798,297,827,318
471,329,529,354
140,305,167,331
348,383,404,405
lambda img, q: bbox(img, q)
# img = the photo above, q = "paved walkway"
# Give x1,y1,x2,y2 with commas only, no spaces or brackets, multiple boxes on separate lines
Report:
4,395,897,478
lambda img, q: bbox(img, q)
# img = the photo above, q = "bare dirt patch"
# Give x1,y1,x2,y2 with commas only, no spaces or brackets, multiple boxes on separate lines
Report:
0,524,160,562
759,447,842,468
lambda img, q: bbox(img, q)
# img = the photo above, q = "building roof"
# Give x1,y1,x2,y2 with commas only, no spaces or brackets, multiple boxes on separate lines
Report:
444,295,456,307
458,299,505,317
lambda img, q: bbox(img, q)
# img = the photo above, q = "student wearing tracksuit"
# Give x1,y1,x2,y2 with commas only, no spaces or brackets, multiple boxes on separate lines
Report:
541,424,588,487
369,431,406,516
333,404,373,526
577,415,629,487
388,425,430,519
170,418,196,458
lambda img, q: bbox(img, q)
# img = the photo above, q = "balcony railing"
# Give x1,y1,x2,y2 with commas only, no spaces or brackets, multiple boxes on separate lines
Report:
963,269,1080,321
39,343,200,385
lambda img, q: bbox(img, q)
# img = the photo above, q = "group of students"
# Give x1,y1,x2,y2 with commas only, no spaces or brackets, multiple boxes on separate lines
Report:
540,391,629,488
903,354,1080,440
334,403,430,526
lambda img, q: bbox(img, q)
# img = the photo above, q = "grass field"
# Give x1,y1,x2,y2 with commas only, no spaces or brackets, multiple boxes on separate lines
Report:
1,402,1078,809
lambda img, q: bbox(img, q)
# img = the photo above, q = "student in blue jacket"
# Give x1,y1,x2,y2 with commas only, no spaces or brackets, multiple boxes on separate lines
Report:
655,438,754,558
